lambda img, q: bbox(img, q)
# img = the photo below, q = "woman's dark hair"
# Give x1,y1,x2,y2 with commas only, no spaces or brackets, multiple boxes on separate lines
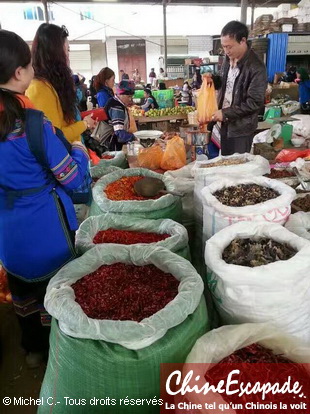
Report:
94,67,115,91
221,20,249,43
0,30,31,141
32,23,76,123
144,88,159,109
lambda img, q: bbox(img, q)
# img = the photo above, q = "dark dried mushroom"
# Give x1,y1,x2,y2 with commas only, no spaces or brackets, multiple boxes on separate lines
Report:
223,238,297,267
214,184,279,207
292,195,310,213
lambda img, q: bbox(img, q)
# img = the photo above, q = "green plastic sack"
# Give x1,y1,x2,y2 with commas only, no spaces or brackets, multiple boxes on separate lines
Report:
39,299,207,414
90,151,128,178
39,246,208,413
89,168,182,222
90,165,121,180
76,214,190,259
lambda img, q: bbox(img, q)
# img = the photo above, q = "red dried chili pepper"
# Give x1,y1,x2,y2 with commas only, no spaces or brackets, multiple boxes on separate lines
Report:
72,263,179,322
105,176,162,201
101,155,114,160
93,229,170,245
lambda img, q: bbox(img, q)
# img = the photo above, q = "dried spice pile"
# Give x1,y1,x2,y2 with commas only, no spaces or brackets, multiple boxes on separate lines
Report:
223,238,297,267
101,154,114,160
292,194,310,212
214,184,279,207
105,176,162,201
266,169,295,179
72,263,179,321
201,158,248,168
205,343,310,414
93,229,170,245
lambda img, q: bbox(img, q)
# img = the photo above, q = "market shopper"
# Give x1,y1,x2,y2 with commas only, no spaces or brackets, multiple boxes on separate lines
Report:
26,23,96,143
295,68,310,114
94,67,115,108
141,88,159,112
0,30,90,367
149,68,157,86
132,68,142,84
104,80,136,150
211,20,267,155
120,69,129,81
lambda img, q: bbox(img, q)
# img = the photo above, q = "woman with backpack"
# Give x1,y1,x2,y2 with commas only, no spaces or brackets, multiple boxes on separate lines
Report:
26,23,96,143
0,29,89,368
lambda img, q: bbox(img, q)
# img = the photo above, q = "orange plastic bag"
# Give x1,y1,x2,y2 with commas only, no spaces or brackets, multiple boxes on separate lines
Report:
275,149,310,163
161,136,186,171
197,75,218,124
138,145,164,170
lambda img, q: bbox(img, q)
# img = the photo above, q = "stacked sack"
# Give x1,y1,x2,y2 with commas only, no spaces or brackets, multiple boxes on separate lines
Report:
89,168,183,222
76,214,190,259
39,246,208,414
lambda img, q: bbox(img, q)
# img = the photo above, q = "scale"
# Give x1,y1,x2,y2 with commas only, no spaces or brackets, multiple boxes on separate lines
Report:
266,116,297,146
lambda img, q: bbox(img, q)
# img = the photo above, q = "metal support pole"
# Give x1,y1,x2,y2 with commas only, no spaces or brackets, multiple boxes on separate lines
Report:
251,1,255,30
163,0,168,76
42,0,49,24
240,0,248,25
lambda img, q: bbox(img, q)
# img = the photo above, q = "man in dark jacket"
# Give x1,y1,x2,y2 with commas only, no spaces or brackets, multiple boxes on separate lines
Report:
211,21,267,155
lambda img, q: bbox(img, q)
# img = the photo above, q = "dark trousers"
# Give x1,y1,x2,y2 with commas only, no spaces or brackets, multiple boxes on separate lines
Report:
7,274,51,353
221,124,254,156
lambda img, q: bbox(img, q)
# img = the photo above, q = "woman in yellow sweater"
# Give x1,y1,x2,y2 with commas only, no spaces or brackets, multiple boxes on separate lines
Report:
26,24,95,143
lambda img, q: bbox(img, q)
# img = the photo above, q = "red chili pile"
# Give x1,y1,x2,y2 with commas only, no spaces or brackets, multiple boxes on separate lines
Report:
101,154,114,160
204,343,310,414
72,263,179,321
105,176,162,201
93,229,170,245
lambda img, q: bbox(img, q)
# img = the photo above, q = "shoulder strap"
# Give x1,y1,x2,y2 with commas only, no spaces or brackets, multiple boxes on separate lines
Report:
25,109,50,170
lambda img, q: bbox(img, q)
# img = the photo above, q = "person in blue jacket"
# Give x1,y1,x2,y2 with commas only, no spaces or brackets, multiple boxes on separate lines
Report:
296,68,310,114
94,67,115,108
141,88,159,112
0,29,90,368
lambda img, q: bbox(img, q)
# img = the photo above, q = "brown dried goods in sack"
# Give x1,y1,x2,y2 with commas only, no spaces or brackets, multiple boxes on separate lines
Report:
222,238,297,267
214,184,279,207
292,195,310,212
201,158,248,168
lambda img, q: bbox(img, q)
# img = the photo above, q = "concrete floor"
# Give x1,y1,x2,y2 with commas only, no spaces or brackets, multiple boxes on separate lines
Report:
0,303,46,414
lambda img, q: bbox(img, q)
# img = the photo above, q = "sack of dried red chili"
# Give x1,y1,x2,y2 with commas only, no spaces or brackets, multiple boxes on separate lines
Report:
40,246,208,414
90,164,121,181
205,221,310,345
90,150,128,171
75,214,190,259
180,323,310,413
89,168,183,222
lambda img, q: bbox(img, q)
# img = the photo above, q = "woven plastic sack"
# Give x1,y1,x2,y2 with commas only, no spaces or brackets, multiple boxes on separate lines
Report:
285,212,310,241
75,214,190,259
137,146,163,170
90,151,128,173
89,168,182,222
39,297,207,414
161,136,186,171
202,176,296,241
90,165,121,180
205,221,310,343
181,323,310,413
197,76,218,124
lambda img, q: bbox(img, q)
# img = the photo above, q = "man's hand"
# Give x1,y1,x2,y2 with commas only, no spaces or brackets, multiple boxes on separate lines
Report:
211,110,224,122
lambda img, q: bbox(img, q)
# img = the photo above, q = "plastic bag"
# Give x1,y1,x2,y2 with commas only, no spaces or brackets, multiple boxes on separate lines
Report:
205,221,310,343
181,323,310,414
76,214,189,258
45,245,205,349
197,75,218,124
161,136,186,171
285,212,310,241
90,168,182,221
137,145,163,170
276,149,310,163
201,175,296,241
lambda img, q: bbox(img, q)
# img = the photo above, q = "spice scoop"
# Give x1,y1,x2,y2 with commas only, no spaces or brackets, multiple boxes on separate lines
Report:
134,177,184,198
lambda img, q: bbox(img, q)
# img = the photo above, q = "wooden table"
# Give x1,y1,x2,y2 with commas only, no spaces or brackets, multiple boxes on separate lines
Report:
134,114,188,132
